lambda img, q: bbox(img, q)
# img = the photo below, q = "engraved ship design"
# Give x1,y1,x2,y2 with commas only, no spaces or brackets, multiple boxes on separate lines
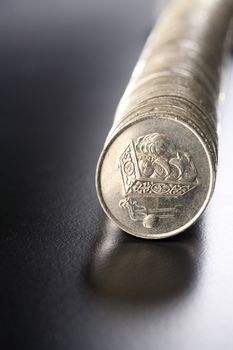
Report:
119,133,199,228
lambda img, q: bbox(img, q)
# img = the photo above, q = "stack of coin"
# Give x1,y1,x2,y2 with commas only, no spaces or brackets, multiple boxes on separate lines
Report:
96,0,233,239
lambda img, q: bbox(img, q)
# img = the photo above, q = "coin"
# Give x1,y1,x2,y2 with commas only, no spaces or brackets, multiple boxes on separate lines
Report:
96,0,233,238
97,116,215,238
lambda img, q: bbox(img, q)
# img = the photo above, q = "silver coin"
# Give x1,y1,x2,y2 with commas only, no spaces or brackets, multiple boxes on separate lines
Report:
97,117,215,239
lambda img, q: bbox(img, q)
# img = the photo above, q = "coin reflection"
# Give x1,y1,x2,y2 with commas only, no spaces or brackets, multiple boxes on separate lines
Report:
86,217,203,304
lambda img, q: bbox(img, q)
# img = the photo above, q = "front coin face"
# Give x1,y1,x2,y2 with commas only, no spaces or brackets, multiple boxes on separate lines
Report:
96,116,214,239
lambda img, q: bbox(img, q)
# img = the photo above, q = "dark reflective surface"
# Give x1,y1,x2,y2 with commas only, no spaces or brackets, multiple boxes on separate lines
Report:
87,218,202,305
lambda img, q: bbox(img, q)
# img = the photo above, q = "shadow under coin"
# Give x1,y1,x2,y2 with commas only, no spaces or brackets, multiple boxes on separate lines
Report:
85,217,204,305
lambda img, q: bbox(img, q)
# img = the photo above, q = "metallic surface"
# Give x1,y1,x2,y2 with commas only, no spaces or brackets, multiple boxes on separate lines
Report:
97,117,213,239
96,0,233,238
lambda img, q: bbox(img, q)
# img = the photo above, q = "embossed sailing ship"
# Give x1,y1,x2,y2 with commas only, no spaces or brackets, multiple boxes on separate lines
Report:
119,133,199,228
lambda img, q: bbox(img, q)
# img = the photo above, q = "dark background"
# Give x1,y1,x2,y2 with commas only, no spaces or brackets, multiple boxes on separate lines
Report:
1,0,233,349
